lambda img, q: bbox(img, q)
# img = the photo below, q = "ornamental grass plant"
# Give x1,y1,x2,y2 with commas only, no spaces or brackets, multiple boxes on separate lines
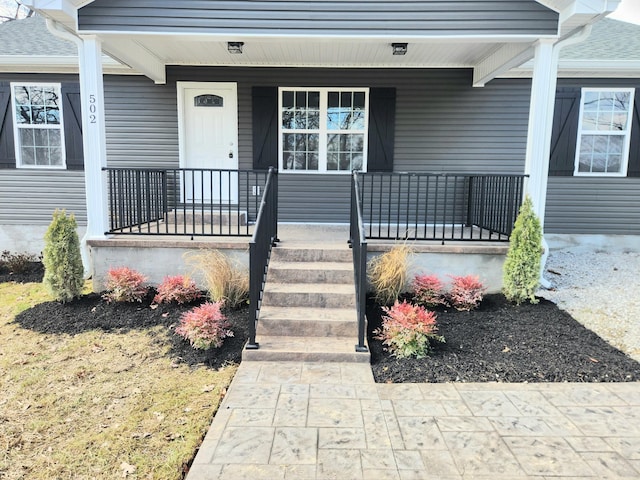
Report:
185,249,249,308
367,244,411,305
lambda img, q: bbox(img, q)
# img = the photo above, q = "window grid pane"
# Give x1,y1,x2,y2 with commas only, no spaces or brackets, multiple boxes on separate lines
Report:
576,89,633,175
12,84,64,168
281,88,367,172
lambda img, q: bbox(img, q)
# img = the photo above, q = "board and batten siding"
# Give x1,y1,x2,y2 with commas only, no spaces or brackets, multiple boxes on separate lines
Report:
77,0,558,36
545,78,640,235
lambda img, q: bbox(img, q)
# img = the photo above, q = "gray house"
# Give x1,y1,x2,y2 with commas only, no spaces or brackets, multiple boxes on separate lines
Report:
0,1,628,266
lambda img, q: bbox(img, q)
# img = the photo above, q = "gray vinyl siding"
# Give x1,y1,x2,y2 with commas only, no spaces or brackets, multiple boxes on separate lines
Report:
545,177,640,235
545,78,640,235
78,0,558,36
162,67,529,222
1,69,532,225
0,74,87,225
103,76,179,169
0,170,86,224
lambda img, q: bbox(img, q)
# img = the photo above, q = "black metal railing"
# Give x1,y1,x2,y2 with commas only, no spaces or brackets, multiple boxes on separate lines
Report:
350,171,369,353
104,168,272,236
353,171,527,243
247,167,279,350
467,174,525,237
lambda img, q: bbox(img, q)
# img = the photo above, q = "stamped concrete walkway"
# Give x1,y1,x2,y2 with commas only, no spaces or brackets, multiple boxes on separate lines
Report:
187,361,640,479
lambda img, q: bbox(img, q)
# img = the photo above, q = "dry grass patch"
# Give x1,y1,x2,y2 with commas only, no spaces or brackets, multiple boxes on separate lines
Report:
0,282,237,479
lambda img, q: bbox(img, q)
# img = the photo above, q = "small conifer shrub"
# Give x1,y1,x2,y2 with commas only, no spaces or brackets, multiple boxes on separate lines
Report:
502,195,543,305
42,210,84,303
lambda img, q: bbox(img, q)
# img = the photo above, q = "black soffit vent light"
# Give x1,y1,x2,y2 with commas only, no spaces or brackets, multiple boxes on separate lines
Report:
227,41,244,54
392,43,408,55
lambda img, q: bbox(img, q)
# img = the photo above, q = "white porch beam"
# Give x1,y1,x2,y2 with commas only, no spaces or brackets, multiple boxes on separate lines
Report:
21,0,78,28
99,38,166,84
473,43,535,87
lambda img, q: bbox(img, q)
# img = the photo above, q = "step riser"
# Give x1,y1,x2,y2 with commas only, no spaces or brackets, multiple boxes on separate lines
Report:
272,249,352,263
263,292,355,308
257,319,358,338
268,268,353,284
242,350,370,363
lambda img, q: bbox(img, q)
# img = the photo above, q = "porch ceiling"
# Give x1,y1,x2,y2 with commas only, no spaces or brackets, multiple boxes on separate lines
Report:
100,33,538,86
113,34,534,66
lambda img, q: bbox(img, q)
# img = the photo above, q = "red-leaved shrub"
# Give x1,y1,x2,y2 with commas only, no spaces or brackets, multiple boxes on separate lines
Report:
374,300,444,358
448,275,486,311
153,275,201,305
102,267,148,303
175,301,233,350
412,274,447,308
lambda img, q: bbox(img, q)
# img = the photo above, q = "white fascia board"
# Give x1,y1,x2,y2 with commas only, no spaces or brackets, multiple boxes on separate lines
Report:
77,30,554,42
558,0,621,23
0,54,128,67
508,59,640,77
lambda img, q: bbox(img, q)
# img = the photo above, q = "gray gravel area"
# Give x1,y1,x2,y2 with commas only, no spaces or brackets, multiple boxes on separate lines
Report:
539,247,640,362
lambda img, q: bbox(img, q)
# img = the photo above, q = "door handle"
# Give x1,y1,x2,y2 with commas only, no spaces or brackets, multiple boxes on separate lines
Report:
229,151,234,158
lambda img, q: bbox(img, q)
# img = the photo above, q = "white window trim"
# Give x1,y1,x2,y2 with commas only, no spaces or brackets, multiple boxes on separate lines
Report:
278,87,369,174
574,87,634,177
10,82,67,170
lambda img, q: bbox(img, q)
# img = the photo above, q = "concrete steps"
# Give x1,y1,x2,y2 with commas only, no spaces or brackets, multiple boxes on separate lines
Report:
243,242,369,362
242,335,369,362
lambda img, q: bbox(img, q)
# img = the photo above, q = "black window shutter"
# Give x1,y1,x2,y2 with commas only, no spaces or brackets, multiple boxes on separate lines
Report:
0,82,16,169
252,86,278,170
61,83,84,170
367,87,396,172
549,87,580,176
627,88,640,177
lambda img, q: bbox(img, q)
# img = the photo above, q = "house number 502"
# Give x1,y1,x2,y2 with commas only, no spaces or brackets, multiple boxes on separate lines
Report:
89,94,98,124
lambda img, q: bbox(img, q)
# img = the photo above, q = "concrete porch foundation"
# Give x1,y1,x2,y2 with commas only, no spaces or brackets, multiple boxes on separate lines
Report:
86,224,509,293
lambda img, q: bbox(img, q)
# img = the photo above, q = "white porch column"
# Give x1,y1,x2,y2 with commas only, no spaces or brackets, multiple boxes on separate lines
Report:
77,35,109,274
524,39,560,287
524,39,558,223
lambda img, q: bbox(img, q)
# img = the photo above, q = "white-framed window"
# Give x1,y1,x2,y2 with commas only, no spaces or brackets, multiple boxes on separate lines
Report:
278,87,369,173
11,83,66,169
574,88,634,176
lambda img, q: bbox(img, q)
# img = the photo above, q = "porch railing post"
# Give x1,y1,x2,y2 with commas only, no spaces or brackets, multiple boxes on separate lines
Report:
351,171,369,353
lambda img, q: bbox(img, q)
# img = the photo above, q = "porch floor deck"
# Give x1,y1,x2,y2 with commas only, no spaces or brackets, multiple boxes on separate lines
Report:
97,223,510,253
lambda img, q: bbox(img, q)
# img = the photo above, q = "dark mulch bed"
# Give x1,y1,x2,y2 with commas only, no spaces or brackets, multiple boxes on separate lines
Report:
0,261,44,284
8,267,640,382
13,289,249,370
368,294,640,383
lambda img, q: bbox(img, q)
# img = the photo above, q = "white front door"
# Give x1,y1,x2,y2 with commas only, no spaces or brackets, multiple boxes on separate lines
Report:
178,82,238,204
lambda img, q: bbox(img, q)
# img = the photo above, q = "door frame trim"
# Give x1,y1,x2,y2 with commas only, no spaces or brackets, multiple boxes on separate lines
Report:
176,81,239,170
